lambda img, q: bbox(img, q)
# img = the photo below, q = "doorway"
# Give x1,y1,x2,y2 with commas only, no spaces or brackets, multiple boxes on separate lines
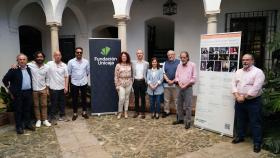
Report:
59,36,75,63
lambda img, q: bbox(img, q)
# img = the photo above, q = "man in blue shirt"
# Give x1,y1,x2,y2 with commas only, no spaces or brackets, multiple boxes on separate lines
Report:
162,50,180,118
68,47,90,121
3,54,35,134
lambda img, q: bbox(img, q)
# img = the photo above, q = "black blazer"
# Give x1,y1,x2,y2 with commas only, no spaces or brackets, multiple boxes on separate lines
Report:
2,66,32,96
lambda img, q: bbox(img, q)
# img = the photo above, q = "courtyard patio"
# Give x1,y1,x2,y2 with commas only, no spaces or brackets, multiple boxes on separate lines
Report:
0,112,277,158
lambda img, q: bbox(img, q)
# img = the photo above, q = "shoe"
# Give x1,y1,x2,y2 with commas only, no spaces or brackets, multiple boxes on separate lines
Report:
82,113,89,119
172,120,184,125
124,111,128,119
155,113,159,119
35,120,41,128
162,112,170,118
151,113,155,119
141,113,145,119
185,122,191,129
16,128,24,134
231,137,245,144
25,125,35,131
117,113,122,119
253,144,261,153
43,120,51,127
133,113,139,118
72,114,78,121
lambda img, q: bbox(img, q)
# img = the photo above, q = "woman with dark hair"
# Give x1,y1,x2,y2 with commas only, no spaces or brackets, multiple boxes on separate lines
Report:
146,57,164,119
114,52,132,119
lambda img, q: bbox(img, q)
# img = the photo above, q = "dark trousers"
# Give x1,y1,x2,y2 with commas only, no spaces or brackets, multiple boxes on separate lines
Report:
71,84,87,113
133,80,146,113
49,89,65,119
14,90,33,130
235,96,262,145
149,95,161,113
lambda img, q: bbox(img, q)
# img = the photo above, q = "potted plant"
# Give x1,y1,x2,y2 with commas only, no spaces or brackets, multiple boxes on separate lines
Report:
0,86,14,126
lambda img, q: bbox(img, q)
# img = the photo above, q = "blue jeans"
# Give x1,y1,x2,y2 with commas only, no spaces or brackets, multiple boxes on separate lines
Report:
235,96,262,145
149,95,161,113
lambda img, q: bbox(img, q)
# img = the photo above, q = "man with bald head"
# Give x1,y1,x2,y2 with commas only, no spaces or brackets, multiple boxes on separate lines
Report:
47,51,69,124
162,50,180,118
3,54,35,134
231,54,265,153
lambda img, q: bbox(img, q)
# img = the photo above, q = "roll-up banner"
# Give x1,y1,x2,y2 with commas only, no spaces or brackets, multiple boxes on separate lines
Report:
194,32,242,137
89,38,121,115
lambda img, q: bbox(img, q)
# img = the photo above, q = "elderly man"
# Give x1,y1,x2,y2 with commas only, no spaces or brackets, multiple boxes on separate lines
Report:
172,51,196,129
162,50,180,118
3,54,35,134
132,49,149,119
231,54,265,153
68,47,90,121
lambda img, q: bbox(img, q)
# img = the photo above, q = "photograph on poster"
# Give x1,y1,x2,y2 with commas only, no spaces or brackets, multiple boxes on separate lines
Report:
230,54,238,60
209,47,219,54
201,54,208,60
229,61,238,72
201,48,208,54
214,61,222,72
222,60,230,72
219,54,229,60
219,47,229,54
201,61,207,71
209,54,218,60
206,61,214,71
229,47,239,54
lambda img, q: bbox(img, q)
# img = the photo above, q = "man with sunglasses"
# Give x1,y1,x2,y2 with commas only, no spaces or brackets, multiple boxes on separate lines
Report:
68,47,90,121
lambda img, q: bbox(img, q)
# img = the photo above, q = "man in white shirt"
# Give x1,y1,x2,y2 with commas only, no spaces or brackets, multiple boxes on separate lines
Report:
28,51,51,127
131,49,149,119
48,51,69,123
68,47,90,121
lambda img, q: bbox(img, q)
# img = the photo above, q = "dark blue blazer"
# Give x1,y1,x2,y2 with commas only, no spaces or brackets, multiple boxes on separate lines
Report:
2,66,32,96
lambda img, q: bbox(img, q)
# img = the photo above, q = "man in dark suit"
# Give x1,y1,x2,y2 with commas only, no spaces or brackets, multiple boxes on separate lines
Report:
2,54,35,134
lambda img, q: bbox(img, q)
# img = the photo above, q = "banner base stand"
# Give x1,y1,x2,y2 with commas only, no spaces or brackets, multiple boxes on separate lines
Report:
91,112,117,116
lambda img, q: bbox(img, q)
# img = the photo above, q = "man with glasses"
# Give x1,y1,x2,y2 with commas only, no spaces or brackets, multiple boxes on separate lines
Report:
162,50,180,118
172,51,196,129
68,47,90,121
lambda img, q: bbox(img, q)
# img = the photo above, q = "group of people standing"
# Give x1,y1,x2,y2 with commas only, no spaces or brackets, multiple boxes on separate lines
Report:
2,47,90,134
114,49,196,129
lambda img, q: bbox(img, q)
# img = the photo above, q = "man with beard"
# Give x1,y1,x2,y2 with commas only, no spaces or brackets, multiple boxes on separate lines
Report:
231,54,265,153
68,47,90,121
3,54,35,134
172,51,196,129
28,51,51,127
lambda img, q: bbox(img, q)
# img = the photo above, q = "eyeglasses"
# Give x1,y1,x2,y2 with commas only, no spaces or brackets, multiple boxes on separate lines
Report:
76,52,83,54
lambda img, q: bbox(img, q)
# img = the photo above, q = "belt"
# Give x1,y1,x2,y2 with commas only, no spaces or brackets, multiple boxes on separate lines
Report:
21,89,32,92
134,79,145,81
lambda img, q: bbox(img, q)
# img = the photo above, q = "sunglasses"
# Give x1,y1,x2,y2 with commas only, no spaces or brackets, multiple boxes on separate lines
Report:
76,51,83,54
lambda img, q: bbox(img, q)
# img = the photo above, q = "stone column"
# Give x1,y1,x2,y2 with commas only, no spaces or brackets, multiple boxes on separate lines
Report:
206,13,218,34
114,15,129,52
49,23,60,54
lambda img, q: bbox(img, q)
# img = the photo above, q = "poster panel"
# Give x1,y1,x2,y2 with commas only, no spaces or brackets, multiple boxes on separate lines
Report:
89,38,120,114
194,32,242,137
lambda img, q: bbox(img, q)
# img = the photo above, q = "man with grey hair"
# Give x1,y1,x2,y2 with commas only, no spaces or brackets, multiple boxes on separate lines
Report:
162,50,180,118
3,54,35,134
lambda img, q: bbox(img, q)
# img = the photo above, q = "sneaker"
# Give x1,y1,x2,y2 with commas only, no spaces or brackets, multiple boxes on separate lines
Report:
35,120,41,128
43,120,51,127
133,112,139,118
59,116,70,122
155,113,159,119
162,112,170,118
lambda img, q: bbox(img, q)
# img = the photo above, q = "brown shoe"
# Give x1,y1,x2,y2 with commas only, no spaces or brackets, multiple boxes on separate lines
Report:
141,113,145,119
133,112,139,118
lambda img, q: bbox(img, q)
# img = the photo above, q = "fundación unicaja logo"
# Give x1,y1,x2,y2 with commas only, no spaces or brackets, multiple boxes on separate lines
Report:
101,46,111,56
94,46,117,66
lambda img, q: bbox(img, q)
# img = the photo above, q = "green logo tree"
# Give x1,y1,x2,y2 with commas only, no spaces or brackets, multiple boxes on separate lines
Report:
101,46,111,56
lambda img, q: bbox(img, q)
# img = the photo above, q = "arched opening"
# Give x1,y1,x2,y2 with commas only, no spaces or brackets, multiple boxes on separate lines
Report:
19,25,42,61
145,17,174,63
92,25,118,38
